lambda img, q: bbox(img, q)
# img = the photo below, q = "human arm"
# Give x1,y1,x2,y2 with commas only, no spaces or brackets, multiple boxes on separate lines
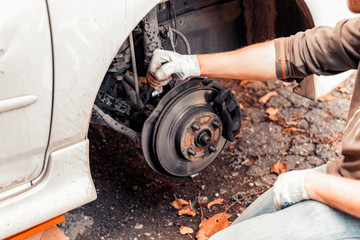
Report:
273,168,360,218
305,171,360,218
148,41,277,88
197,40,277,80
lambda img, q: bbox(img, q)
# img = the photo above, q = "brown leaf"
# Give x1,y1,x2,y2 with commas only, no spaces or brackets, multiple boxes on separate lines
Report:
282,127,306,134
178,207,197,216
266,107,279,121
258,91,278,104
271,161,287,175
207,198,224,209
180,226,194,235
318,94,335,102
196,212,230,240
171,199,189,210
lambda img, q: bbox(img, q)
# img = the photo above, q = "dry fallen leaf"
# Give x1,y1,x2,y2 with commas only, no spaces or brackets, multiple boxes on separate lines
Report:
318,94,335,102
171,199,189,210
240,80,249,87
271,161,287,175
282,82,293,86
258,91,278,104
337,86,350,94
235,133,242,140
178,207,197,216
285,121,298,127
282,127,306,134
266,107,279,121
207,198,224,209
180,226,194,235
241,158,256,165
196,212,230,240
293,112,304,118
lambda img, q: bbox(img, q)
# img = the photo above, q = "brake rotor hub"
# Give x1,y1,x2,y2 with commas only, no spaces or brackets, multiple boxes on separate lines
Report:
142,77,241,177
178,112,222,161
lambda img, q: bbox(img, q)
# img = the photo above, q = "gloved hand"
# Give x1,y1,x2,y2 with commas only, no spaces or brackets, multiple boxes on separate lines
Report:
147,49,200,89
273,170,309,210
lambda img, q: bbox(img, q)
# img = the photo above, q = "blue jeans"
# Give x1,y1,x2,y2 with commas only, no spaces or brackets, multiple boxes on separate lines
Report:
210,165,360,240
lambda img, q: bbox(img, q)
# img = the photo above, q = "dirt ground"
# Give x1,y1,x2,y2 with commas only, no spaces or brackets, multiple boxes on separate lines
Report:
58,75,354,240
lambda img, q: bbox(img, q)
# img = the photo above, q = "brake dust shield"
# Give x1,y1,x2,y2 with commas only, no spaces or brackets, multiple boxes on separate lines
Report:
142,78,229,177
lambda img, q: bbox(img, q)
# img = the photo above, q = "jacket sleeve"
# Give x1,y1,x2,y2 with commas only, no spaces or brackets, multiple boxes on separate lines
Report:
275,17,360,80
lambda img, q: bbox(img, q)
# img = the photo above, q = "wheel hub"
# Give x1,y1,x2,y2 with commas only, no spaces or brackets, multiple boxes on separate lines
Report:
178,111,222,161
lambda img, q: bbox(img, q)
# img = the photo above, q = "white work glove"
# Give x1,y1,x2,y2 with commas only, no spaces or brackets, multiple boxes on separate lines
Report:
273,170,309,210
147,49,200,89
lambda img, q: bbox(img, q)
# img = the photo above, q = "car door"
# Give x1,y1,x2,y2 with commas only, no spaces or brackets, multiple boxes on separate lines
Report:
0,0,53,194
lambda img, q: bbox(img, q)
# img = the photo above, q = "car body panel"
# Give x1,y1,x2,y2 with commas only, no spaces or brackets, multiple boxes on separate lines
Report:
43,0,160,155
0,0,52,192
0,140,96,239
1,0,162,238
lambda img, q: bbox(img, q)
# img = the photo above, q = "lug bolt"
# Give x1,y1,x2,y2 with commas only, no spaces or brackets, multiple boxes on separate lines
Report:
212,120,220,129
208,145,217,153
191,122,200,131
188,149,196,156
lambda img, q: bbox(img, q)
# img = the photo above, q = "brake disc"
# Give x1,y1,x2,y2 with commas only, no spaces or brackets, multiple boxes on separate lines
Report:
142,77,240,177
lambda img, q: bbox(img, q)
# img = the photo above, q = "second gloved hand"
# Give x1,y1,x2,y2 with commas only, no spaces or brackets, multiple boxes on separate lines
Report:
273,170,310,210
148,49,200,89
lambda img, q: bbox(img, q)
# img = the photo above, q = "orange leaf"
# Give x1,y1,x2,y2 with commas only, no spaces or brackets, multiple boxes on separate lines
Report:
285,121,298,127
271,161,287,175
196,212,230,240
282,127,306,134
292,112,304,118
240,80,249,87
178,207,197,216
337,86,350,94
282,82,293,86
266,107,279,121
180,226,194,235
318,94,335,102
171,199,189,210
235,133,242,140
207,198,224,209
258,91,278,104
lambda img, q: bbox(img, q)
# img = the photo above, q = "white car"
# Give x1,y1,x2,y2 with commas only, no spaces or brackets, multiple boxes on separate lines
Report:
0,0,356,238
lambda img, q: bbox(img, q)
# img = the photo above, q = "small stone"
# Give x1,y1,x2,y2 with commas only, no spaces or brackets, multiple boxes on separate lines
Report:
249,182,254,187
215,193,220,197
190,173,199,178
144,233,151,236
220,188,227,195
134,223,143,230
201,185,205,190
133,186,138,191
167,222,173,226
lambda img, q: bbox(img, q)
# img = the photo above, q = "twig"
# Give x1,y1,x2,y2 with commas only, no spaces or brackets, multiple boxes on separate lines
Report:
197,192,204,220
233,191,264,205
260,173,274,187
